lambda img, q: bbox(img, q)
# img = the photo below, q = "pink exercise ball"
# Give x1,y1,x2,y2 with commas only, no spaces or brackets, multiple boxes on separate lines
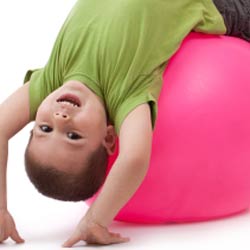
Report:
87,32,250,223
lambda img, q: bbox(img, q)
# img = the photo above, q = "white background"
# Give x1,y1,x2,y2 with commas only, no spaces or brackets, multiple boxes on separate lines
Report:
1,1,250,249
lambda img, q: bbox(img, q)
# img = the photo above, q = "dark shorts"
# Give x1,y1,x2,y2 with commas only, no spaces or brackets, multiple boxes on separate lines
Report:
212,0,250,41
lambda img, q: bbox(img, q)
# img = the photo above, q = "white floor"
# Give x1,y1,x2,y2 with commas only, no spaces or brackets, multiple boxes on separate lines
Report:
1,1,250,249
3,149,250,250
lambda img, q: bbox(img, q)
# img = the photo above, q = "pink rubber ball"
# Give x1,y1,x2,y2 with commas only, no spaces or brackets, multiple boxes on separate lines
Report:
87,32,250,223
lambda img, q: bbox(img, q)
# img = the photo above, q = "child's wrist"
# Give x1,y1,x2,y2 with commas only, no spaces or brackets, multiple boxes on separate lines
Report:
85,208,110,228
0,206,7,211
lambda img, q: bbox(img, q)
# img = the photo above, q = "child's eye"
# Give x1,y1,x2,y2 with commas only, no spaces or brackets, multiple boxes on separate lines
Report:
39,125,53,133
67,132,82,140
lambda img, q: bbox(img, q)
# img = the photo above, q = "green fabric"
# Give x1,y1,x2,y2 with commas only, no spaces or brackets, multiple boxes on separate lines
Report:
24,0,226,134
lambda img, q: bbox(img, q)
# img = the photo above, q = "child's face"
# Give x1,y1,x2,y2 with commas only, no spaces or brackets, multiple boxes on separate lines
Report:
29,80,110,173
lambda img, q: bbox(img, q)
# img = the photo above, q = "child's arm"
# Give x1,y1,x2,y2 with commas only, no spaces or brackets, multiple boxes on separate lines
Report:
62,103,153,246
0,82,31,243
86,103,153,226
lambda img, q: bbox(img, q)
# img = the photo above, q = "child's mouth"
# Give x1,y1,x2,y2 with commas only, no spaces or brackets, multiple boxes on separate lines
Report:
57,94,81,107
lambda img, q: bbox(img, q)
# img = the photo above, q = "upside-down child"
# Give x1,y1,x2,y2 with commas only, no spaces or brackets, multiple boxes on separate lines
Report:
0,0,249,247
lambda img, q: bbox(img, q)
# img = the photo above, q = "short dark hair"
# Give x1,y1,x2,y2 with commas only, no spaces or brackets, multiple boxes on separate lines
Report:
24,132,109,202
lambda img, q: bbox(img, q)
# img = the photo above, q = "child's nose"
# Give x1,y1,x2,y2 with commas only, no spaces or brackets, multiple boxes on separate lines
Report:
53,111,70,120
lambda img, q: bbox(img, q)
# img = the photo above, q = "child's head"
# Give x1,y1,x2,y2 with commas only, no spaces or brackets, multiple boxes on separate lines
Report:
24,81,117,201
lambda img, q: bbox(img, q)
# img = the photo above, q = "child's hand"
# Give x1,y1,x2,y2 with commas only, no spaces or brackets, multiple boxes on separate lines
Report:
0,209,25,244
62,216,130,247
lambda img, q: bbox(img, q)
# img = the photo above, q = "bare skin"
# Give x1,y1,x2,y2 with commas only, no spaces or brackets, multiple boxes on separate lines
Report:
0,80,153,246
0,209,24,244
29,80,117,173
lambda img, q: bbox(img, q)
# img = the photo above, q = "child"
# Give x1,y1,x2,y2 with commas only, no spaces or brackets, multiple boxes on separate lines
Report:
0,0,249,247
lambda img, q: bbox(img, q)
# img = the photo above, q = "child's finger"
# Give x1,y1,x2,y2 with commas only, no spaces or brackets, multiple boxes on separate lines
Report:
10,228,25,244
109,233,130,244
62,232,82,248
110,232,121,237
111,236,130,244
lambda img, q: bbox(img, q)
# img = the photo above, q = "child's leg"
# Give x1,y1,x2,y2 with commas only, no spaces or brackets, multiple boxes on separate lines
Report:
212,0,250,42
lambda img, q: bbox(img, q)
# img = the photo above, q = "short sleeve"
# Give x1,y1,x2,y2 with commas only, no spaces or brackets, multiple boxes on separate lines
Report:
112,66,165,135
23,68,46,121
23,65,62,120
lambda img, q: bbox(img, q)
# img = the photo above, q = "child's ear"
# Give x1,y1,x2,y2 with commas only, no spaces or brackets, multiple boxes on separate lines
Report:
102,125,117,155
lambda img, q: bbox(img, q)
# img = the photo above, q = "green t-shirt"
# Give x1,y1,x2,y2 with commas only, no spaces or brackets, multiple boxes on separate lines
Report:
24,0,226,134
